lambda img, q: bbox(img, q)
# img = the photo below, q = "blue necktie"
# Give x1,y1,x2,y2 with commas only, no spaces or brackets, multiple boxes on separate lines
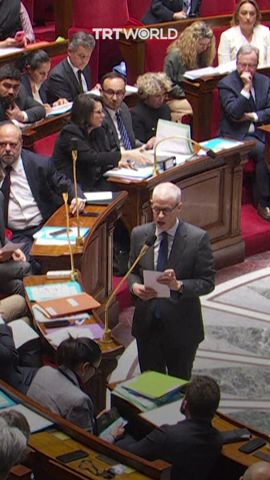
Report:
115,111,132,150
157,232,168,272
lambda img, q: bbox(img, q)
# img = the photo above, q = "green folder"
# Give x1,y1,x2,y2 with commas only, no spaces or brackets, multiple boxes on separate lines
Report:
123,371,187,400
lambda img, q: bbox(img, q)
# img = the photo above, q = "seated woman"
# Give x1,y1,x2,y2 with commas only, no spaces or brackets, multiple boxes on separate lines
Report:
53,93,150,191
164,21,215,121
218,0,270,67
142,0,201,24
0,0,35,48
19,50,68,113
131,72,172,144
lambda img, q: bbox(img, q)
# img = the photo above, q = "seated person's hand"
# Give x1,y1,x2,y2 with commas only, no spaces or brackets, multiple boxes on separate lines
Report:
144,136,156,150
70,198,86,215
120,148,153,168
0,249,12,263
132,282,157,300
173,10,187,19
12,249,26,263
110,423,125,441
43,103,52,113
53,98,69,106
5,103,26,123
1,37,18,47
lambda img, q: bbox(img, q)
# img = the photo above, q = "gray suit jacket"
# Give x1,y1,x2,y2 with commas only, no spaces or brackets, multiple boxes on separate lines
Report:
27,365,96,432
128,221,215,347
46,58,91,103
102,103,138,151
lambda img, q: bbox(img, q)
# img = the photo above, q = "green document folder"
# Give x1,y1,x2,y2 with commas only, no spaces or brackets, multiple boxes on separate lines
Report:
123,371,187,400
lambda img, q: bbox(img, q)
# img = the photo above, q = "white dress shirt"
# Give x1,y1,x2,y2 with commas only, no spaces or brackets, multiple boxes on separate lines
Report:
67,58,88,93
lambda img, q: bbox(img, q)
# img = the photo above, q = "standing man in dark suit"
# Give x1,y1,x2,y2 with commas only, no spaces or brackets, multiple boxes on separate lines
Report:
218,44,270,221
128,182,215,379
117,376,222,480
142,0,201,24
0,122,85,270
0,64,45,123
47,32,95,103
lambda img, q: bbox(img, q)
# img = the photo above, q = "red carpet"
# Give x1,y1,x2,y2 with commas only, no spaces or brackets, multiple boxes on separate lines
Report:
241,204,270,257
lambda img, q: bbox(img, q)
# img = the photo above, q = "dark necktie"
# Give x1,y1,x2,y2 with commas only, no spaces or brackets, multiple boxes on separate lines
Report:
1,165,12,225
157,231,168,272
249,92,256,112
115,111,132,150
77,70,84,93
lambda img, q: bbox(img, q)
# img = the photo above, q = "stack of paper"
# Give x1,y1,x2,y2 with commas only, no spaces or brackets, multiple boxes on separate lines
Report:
104,166,153,181
45,323,103,347
33,226,89,245
26,281,82,302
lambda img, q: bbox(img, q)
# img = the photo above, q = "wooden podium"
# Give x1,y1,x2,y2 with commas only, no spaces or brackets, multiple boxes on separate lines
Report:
30,191,127,317
107,143,255,269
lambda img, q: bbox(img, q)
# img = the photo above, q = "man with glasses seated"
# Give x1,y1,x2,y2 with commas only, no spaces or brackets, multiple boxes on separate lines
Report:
218,44,270,221
128,182,215,380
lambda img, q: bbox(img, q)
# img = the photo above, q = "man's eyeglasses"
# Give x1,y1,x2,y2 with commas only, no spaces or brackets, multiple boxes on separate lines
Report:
102,89,125,97
151,203,179,215
237,62,257,68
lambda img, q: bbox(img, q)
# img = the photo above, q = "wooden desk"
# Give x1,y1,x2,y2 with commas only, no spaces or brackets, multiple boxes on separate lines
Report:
30,192,127,325
108,142,254,269
0,379,171,480
110,388,269,480
23,275,123,413
0,40,68,68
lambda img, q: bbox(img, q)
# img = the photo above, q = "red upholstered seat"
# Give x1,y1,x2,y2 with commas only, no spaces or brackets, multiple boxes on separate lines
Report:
200,0,236,16
256,0,270,10
33,133,58,157
144,38,171,72
72,0,130,28
241,204,270,256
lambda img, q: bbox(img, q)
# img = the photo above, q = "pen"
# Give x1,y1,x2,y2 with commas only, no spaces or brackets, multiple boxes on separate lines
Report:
127,159,138,170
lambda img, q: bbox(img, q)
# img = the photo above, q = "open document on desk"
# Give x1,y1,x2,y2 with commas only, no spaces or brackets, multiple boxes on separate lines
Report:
183,60,236,80
46,102,72,117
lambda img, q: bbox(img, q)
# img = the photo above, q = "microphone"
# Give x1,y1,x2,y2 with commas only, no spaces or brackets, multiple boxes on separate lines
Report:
101,233,157,343
61,192,77,280
153,135,216,176
71,137,83,246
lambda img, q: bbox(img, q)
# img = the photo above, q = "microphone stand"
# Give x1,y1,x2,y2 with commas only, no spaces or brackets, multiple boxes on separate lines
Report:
62,192,77,281
101,241,153,344
71,145,83,247
153,135,215,176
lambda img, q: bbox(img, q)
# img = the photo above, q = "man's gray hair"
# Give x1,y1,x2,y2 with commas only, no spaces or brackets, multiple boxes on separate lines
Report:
0,418,27,480
152,182,181,203
68,31,96,51
236,45,259,63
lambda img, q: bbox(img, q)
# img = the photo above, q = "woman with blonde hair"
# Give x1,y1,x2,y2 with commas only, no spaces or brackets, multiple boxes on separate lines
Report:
218,0,270,67
164,21,215,121
131,72,172,143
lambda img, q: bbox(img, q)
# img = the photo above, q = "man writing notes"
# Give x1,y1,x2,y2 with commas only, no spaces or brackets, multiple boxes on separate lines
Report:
0,122,85,272
128,182,215,380
218,45,270,221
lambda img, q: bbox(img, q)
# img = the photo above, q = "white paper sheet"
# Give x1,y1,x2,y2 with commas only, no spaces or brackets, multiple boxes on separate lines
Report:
143,270,170,298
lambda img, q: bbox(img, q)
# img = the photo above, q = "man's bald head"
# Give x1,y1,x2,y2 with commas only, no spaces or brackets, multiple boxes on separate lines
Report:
241,462,270,480
0,121,22,167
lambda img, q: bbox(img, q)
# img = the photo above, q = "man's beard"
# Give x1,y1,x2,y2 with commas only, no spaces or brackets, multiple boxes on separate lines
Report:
0,96,14,110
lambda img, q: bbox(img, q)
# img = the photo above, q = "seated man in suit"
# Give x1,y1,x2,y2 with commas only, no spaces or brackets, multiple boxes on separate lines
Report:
0,121,85,272
0,191,30,297
100,72,155,152
47,31,95,103
0,64,45,123
240,462,270,480
218,44,270,221
117,375,223,480
0,314,41,394
142,0,201,24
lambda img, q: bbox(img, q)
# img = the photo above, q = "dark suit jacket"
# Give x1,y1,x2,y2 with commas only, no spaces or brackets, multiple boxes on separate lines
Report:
21,74,49,104
121,418,222,480
19,149,84,222
218,70,270,142
53,123,121,191
0,324,37,394
131,102,171,143
142,0,201,23
0,84,46,123
128,221,215,347
102,103,138,151
46,58,91,103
